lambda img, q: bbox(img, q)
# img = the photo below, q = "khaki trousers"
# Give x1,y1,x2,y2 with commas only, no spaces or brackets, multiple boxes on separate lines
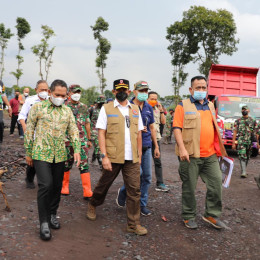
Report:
90,161,141,227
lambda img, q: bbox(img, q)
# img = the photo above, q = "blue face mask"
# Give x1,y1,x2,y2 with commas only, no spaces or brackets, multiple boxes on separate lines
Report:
193,91,207,101
137,93,148,102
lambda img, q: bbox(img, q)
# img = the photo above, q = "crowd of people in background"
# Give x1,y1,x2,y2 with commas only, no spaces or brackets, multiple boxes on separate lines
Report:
0,77,259,241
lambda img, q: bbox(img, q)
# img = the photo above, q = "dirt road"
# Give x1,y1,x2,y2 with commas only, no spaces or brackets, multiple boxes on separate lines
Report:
0,131,259,260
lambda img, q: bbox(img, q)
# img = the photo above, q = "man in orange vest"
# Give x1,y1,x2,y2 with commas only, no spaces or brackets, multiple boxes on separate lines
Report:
173,76,227,230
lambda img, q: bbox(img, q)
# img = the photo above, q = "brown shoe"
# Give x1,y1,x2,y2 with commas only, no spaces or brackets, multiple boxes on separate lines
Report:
126,225,148,236
86,203,96,221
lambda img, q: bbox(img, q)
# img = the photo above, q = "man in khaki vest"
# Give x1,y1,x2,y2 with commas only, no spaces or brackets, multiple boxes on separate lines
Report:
86,79,147,235
173,76,227,230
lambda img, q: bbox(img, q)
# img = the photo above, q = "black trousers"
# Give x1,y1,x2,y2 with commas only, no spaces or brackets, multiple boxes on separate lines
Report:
26,165,36,182
152,140,163,185
33,160,65,223
10,114,22,135
0,110,3,142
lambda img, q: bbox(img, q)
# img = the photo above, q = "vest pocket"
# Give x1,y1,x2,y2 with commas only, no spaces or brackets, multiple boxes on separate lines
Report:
107,117,119,133
183,114,196,129
183,140,194,155
106,146,116,158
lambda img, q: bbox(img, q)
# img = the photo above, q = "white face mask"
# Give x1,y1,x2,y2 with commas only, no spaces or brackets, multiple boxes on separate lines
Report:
38,91,48,100
24,92,29,97
71,93,81,102
51,95,65,106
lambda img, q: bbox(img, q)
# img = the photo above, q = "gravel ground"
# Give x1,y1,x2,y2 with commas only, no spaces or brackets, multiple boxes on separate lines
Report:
0,121,260,260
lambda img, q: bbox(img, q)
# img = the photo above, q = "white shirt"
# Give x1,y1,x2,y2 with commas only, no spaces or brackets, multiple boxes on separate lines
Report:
96,99,144,160
18,94,42,122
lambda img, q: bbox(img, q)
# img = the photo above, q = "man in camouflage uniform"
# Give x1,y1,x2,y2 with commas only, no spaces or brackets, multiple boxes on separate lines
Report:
232,106,257,178
61,85,93,199
163,108,174,144
255,126,260,189
89,95,106,169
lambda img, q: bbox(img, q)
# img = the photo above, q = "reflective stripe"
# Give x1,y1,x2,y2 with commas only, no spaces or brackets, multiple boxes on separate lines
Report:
107,114,119,117
185,112,196,115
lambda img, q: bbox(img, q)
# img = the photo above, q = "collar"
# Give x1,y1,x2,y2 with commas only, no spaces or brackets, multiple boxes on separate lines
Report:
114,98,132,108
190,96,208,105
130,97,148,107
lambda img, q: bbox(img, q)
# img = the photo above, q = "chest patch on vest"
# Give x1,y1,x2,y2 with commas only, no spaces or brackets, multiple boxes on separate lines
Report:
132,109,138,115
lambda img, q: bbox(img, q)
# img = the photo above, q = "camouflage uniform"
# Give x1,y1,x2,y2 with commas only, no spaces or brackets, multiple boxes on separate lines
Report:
65,101,90,173
164,112,174,144
89,95,105,167
234,116,257,162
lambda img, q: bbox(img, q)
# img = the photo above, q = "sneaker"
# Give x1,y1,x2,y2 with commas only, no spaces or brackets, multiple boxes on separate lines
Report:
126,224,148,236
141,207,151,216
86,203,96,221
19,135,24,139
155,183,170,192
254,176,260,190
116,188,125,207
202,216,227,229
183,219,198,229
241,173,247,178
9,134,14,137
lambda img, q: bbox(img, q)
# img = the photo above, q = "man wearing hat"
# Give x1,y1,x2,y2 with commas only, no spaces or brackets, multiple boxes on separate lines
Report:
89,95,106,169
86,79,148,235
232,106,257,178
61,85,93,199
116,81,160,216
0,80,12,144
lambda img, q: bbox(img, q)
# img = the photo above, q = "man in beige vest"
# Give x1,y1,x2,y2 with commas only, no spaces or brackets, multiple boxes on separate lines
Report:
173,76,227,230
86,79,147,235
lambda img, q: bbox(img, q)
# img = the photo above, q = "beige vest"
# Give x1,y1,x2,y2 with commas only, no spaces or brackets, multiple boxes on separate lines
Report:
153,106,161,141
104,102,139,163
175,99,227,158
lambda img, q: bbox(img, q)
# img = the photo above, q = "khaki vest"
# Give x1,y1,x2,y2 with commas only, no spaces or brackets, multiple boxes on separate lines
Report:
104,102,139,163
153,106,161,141
175,99,227,158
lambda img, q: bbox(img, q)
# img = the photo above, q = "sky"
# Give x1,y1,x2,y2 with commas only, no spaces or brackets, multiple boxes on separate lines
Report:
1,0,260,97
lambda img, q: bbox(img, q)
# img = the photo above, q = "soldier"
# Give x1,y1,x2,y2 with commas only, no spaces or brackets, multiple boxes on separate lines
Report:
255,126,260,189
89,95,106,169
61,85,93,199
232,106,257,178
163,108,174,144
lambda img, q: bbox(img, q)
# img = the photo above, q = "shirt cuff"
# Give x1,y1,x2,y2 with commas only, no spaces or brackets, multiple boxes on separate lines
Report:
172,127,182,130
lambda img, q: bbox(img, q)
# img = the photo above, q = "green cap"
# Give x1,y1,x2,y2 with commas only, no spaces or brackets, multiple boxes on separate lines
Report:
69,85,81,92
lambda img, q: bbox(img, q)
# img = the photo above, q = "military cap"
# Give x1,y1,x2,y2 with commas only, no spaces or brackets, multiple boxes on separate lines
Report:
134,80,150,91
169,108,174,112
241,105,248,110
113,79,129,90
69,84,81,92
96,95,106,103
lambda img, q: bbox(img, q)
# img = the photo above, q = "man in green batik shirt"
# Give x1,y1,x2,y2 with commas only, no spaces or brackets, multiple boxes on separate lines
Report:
24,79,80,241
232,106,257,178
61,84,93,199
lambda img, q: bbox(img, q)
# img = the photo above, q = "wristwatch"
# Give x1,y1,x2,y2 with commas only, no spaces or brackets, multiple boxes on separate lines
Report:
100,153,106,159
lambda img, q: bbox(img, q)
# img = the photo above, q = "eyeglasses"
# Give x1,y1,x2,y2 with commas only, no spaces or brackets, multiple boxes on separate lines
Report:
125,115,130,128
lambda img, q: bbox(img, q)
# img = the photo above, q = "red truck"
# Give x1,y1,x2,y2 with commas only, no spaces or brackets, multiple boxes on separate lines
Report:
207,64,260,156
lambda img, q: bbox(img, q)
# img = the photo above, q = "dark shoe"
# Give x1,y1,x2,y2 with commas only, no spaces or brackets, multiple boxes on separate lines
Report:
40,222,52,241
183,219,198,229
83,196,92,201
116,188,125,207
25,178,35,189
50,214,60,229
141,207,151,216
202,216,227,229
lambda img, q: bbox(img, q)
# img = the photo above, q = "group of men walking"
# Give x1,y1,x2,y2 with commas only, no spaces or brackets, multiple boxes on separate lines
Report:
0,75,259,241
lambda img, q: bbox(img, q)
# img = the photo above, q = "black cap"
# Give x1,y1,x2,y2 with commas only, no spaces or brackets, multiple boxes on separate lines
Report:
113,79,129,90
169,108,174,112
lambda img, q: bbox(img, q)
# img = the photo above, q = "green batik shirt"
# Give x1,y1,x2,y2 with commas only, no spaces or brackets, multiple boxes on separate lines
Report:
24,99,80,163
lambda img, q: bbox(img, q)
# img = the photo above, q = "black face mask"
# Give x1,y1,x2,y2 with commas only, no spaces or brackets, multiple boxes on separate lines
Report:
242,110,248,116
116,92,128,102
15,94,19,99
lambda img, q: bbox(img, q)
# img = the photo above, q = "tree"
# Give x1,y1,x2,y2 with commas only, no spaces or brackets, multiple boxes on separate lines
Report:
166,6,239,77
10,17,31,87
0,24,14,80
104,89,113,99
91,17,111,94
31,25,56,81
80,86,100,106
